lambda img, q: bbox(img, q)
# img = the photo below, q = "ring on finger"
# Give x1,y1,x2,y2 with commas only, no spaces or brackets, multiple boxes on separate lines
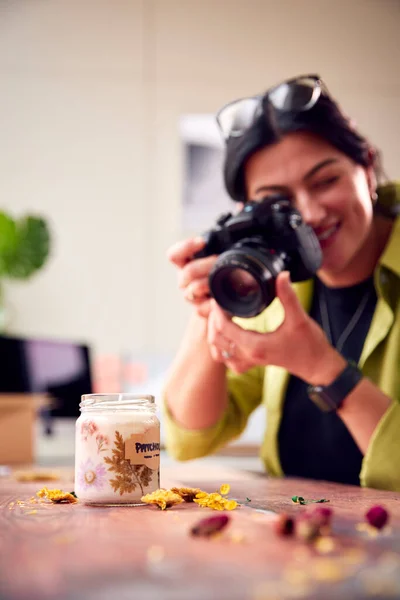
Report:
222,342,236,361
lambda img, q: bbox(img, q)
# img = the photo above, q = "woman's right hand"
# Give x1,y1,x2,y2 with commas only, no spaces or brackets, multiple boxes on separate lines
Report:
167,237,218,318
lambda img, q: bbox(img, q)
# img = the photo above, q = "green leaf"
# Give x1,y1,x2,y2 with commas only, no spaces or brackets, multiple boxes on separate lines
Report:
5,216,51,279
292,496,305,504
292,495,329,505
0,212,18,276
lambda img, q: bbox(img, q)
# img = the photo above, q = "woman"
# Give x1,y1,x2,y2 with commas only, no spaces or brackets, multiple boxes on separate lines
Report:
164,74,400,491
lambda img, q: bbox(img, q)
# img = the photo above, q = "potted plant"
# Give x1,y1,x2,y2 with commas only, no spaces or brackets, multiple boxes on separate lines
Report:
0,210,51,331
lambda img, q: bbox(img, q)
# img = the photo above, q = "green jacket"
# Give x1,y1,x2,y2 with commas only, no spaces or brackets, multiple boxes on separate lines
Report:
164,183,400,491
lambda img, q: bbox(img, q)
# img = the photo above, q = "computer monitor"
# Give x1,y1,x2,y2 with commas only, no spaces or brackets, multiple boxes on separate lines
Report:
0,334,93,418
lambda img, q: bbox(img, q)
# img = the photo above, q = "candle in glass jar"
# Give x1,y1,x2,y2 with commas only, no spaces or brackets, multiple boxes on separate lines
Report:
75,394,160,505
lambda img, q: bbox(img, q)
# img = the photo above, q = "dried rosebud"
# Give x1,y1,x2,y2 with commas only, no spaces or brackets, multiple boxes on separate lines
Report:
190,514,230,537
296,514,320,542
309,506,333,528
365,505,389,530
274,513,295,537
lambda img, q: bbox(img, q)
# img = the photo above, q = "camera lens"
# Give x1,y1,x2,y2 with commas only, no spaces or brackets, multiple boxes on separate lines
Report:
209,245,285,317
222,269,259,300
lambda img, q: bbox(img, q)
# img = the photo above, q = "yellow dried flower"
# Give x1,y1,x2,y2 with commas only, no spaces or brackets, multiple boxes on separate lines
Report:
208,493,223,501
141,489,183,510
171,487,202,502
193,491,238,511
311,558,347,582
209,502,224,511
36,488,78,503
195,492,208,499
230,531,245,543
314,536,336,554
15,470,60,482
141,483,237,512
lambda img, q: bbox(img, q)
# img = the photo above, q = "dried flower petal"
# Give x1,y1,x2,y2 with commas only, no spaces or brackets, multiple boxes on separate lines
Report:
193,491,238,511
14,470,60,482
36,487,78,503
311,558,347,582
141,489,183,510
314,536,336,554
219,484,230,495
230,531,245,543
195,491,207,499
296,514,320,542
190,514,230,537
365,505,389,530
274,513,295,537
310,506,333,528
171,487,202,502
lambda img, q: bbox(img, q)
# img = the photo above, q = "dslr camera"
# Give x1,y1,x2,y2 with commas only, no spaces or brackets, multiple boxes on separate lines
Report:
193,195,322,318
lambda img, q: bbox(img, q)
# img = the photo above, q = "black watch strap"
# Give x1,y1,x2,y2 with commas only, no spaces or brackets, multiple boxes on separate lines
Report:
307,360,363,412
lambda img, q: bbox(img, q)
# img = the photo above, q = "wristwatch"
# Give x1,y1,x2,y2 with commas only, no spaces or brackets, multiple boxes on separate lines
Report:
307,360,363,412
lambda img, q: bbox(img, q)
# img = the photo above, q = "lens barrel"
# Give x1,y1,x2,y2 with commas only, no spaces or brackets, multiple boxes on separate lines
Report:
209,245,285,317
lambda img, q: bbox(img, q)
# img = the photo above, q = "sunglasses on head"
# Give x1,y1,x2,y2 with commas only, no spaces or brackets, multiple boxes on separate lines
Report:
216,74,328,141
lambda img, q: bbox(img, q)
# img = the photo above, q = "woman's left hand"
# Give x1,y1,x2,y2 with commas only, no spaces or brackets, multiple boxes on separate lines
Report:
207,271,345,385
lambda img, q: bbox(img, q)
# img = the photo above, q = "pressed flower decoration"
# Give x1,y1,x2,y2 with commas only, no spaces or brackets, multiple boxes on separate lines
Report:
103,431,155,496
81,420,98,441
78,459,107,490
96,433,109,454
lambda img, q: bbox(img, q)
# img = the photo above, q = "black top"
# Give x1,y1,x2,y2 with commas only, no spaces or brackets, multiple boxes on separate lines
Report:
278,276,377,485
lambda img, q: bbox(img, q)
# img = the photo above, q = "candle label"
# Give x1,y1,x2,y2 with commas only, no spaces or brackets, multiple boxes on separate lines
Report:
103,430,160,496
125,432,160,471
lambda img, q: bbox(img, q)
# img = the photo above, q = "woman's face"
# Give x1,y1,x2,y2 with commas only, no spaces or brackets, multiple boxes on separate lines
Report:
244,131,376,286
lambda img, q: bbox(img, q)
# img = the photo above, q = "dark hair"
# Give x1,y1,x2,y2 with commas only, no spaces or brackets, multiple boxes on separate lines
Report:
223,92,382,202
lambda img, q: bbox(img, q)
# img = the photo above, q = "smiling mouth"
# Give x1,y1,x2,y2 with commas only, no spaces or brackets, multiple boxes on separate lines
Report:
316,223,340,242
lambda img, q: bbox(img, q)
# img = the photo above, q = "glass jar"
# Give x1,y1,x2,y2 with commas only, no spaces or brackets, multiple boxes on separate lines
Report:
75,394,160,505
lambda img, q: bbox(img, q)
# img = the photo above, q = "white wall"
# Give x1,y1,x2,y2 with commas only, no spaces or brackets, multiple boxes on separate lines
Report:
1,0,399,359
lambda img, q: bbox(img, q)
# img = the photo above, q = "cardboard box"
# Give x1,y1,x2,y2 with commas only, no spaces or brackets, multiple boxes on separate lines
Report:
0,394,49,465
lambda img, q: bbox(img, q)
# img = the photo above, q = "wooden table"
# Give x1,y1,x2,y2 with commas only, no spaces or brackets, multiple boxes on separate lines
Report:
1,463,400,600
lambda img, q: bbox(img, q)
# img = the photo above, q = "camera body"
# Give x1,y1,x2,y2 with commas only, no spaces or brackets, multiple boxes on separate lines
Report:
194,196,322,317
